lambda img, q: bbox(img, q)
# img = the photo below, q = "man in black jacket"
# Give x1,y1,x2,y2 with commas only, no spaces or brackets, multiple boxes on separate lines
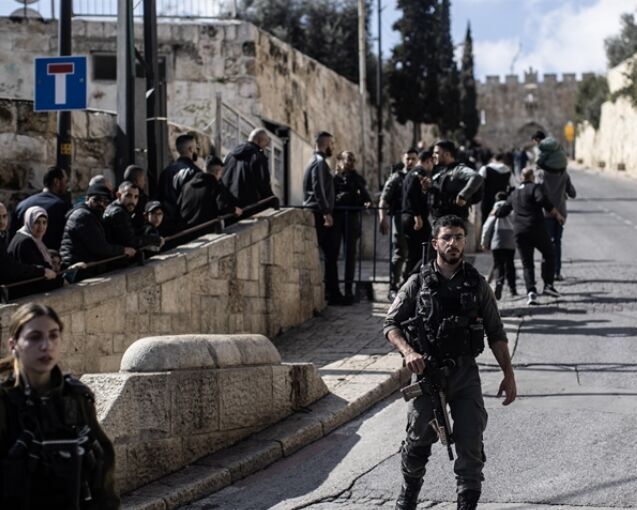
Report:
123,165,149,234
0,202,56,285
222,128,278,213
59,183,136,271
402,150,434,275
157,134,201,233
431,140,484,221
303,131,343,305
496,168,564,305
179,156,242,230
103,181,163,250
12,166,71,251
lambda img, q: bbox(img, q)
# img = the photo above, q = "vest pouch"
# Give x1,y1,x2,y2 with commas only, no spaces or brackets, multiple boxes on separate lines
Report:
469,319,485,356
437,316,472,358
37,438,84,510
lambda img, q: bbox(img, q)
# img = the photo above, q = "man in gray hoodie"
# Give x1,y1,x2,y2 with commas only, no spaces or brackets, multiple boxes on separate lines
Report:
532,131,576,280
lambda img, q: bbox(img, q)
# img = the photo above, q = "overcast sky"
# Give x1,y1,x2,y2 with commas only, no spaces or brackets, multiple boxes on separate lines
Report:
372,0,634,80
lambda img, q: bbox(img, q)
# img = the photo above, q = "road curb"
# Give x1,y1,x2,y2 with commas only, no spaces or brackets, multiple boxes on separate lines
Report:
121,352,410,510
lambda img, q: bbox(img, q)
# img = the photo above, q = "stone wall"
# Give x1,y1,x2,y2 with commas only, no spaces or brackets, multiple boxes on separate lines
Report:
0,208,325,374
477,69,588,151
575,57,637,177
82,334,328,493
0,98,212,208
0,16,417,194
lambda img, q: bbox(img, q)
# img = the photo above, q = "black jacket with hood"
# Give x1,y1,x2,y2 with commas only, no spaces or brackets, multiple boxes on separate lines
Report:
222,142,274,208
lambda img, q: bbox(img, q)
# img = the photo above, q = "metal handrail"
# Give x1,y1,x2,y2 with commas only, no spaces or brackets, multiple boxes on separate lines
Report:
0,195,279,303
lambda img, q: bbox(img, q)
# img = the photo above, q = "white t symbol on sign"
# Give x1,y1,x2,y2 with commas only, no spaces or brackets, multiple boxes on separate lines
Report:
47,62,75,105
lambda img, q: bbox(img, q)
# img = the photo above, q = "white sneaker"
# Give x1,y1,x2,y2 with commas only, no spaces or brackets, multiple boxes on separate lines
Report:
527,291,539,305
543,284,560,297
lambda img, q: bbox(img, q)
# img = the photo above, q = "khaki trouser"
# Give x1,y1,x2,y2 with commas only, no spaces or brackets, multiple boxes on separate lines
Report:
401,363,488,494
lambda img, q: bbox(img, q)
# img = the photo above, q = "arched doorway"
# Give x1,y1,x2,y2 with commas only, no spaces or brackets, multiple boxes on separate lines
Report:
516,121,546,150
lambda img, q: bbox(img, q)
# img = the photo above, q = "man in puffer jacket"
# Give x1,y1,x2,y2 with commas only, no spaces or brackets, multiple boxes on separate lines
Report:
481,191,517,300
532,130,567,172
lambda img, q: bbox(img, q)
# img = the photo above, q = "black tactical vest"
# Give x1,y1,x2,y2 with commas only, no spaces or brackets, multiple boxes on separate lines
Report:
416,260,485,359
0,374,106,510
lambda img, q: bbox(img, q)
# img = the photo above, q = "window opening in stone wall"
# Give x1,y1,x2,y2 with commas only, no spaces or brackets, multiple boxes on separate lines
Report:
92,54,167,81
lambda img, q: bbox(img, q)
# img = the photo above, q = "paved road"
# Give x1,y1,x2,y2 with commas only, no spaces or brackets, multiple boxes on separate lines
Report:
180,169,637,509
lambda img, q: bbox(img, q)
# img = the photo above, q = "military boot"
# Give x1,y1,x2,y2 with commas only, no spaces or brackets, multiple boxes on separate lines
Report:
457,489,481,510
394,476,423,510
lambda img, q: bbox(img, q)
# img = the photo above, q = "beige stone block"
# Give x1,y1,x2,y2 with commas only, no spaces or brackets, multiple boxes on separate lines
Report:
196,438,282,483
79,275,127,306
207,233,236,259
88,112,117,138
124,313,150,336
85,300,125,333
219,366,273,429
125,292,138,313
170,314,194,334
113,332,136,354
185,246,209,272
161,278,188,314
126,265,155,292
99,354,122,373
152,254,187,284
70,312,85,334
227,313,245,332
138,287,161,313
169,370,220,435
236,248,251,280
180,427,259,470
206,278,229,296
229,222,254,251
160,464,231,509
271,365,293,417
218,255,236,279
241,281,259,298
149,314,172,333
250,218,270,243
259,236,273,265
253,412,324,457
121,437,184,492
41,285,84,314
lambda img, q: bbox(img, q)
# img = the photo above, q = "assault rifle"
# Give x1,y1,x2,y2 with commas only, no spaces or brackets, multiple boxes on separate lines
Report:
400,316,456,461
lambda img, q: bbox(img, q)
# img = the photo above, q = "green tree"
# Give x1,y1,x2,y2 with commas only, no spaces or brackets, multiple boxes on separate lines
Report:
387,0,439,141
605,13,637,67
436,0,461,137
575,74,609,130
459,23,479,143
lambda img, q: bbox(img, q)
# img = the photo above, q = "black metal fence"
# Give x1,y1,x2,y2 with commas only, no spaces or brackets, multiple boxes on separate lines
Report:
69,0,235,19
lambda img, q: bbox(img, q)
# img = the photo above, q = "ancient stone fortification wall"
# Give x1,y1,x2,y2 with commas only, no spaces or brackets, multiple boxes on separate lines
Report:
82,334,328,493
0,208,325,374
575,58,637,177
0,16,416,194
0,98,211,208
477,70,587,151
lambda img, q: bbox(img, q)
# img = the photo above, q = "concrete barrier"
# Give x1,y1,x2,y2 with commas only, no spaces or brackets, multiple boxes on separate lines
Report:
81,334,329,494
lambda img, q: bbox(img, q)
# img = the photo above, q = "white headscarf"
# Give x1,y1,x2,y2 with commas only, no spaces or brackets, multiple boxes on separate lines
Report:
18,206,53,267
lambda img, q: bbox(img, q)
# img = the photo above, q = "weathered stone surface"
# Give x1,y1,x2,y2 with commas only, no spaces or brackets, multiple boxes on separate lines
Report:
218,366,274,429
120,334,281,372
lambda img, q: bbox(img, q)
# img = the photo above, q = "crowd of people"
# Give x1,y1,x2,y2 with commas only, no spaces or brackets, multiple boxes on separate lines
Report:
0,128,277,297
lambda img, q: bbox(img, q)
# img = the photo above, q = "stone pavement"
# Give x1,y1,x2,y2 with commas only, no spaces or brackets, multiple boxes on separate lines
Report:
122,253,521,510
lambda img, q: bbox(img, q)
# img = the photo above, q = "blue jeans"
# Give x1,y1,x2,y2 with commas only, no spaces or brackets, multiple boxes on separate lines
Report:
544,218,564,277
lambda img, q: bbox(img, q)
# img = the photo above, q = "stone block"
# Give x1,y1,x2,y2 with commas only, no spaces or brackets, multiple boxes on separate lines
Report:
80,275,127,306
206,278,229,296
42,285,84,314
0,101,16,132
219,366,274,429
124,314,150,338
121,437,184,492
159,464,231,509
16,102,54,134
184,245,209,272
71,111,89,138
252,411,324,457
161,277,189,314
207,232,236,259
138,286,161,313
149,314,173,333
70,312,86,334
85,300,125,333
99,354,122,373
196,438,282,482
169,370,220,435
181,427,258,468
153,254,187,283
88,112,117,138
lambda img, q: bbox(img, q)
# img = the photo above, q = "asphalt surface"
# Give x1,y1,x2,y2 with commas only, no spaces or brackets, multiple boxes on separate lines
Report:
180,168,637,510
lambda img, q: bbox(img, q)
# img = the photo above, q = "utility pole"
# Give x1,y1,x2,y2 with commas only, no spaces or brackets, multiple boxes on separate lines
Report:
56,0,72,173
376,0,383,190
116,0,136,183
143,0,166,197
358,0,367,176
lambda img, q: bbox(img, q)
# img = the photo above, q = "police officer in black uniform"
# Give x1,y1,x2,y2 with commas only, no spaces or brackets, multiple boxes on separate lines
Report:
384,215,516,510
0,303,119,509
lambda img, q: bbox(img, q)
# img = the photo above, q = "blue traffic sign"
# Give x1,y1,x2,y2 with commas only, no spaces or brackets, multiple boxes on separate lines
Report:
34,56,87,112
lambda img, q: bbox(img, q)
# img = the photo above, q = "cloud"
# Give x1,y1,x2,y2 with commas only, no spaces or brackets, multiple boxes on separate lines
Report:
473,0,630,79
